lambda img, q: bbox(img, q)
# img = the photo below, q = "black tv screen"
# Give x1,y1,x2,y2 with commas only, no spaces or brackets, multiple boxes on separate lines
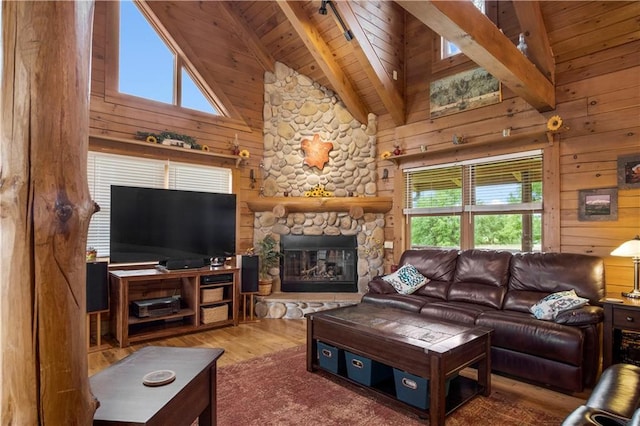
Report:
110,186,236,264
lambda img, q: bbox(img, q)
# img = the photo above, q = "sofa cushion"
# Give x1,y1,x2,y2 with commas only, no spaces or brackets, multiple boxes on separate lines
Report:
399,249,459,282
530,290,589,320
508,252,605,303
419,301,494,325
477,310,584,365
448,250,512,309
360,293,432,313
412,279,451,301
381,264,429,294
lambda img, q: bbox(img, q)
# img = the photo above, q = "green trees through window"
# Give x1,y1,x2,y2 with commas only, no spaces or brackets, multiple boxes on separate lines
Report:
406,153,543,252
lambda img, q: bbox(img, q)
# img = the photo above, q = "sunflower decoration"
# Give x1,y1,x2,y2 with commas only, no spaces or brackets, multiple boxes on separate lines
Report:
547,115,563,132
239,149,250,159
146,135,157,144
304,184,333,198
380,151,392,160
201,145,210,152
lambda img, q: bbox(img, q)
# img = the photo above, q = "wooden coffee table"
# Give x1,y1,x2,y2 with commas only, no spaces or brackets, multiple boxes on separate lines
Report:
306,303,492,426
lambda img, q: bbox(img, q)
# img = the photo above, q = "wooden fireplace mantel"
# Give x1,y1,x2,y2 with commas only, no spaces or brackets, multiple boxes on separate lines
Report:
246,197,393,214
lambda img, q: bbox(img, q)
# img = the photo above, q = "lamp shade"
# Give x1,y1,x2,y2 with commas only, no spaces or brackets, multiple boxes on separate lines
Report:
611,236,640,257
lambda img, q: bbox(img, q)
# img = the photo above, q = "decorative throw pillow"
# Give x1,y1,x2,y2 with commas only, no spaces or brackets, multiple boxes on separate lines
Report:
530,289,589,320
381,264,429,295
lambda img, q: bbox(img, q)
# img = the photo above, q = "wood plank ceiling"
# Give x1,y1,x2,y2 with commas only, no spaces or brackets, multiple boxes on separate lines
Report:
146,0,639,128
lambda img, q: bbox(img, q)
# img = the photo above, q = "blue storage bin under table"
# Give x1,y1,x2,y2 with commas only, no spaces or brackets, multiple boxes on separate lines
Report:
393,368,454,410
344,351,393,386
317,341,344,374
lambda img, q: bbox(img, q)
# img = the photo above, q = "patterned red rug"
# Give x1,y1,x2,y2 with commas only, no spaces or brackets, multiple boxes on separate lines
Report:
217,345,564,425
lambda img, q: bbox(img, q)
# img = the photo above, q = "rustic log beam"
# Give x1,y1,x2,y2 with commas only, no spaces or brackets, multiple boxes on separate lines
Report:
246,196,393,214
219,1,276,74
276,0,369,125
512,1,555,84
397,0,555,111
272,204,288,218
1,1,97,423
333,2,405,126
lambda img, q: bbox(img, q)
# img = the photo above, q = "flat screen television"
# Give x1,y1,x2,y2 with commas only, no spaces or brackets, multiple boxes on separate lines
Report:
110,185,236,265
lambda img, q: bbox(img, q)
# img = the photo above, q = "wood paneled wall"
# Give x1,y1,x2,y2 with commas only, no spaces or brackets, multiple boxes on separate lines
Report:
376,10,640,293
89,2,262,254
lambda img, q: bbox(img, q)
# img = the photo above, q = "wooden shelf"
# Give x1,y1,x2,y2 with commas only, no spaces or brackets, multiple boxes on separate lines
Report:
246,196,393,213
89,134,247,167
385,129,556,167
110,266,239,347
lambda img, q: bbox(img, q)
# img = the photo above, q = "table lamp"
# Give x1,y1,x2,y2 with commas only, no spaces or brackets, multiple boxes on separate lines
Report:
611,235,640,299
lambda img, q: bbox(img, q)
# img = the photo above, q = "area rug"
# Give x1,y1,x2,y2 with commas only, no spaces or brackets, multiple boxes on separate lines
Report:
216,346,564,425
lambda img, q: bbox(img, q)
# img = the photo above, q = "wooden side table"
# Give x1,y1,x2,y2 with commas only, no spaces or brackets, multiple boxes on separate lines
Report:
602,296,640,369
90,346,224,425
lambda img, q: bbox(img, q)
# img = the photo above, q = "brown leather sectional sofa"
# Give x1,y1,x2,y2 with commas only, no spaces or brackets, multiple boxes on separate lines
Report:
362,249,606,393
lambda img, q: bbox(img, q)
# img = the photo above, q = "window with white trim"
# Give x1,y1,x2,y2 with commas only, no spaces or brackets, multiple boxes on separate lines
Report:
87,152,232,258
118,0,219,115
405,150,543,251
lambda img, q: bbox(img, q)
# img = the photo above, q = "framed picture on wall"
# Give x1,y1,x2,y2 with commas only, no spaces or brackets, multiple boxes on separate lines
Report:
617,154,640,189
429,67,502,119
578,188,618,221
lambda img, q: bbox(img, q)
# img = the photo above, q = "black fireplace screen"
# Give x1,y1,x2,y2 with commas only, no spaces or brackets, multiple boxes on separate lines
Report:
280,235,357,292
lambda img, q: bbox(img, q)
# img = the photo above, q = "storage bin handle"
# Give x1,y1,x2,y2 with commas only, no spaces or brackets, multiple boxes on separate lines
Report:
401,377,418,390
351,359,364,369
321,349,332,358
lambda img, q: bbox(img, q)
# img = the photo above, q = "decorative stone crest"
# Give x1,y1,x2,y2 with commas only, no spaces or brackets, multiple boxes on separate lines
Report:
301,134,333,170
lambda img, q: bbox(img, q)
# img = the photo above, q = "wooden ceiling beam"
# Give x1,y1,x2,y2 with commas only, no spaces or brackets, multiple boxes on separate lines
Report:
512,1,555,84
218,1,276,74
276,0,369,125
397,0,555,112
333,2,405,126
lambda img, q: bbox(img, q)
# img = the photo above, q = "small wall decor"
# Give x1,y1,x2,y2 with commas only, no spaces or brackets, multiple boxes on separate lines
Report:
578,188,618,221
301,134,333,170
304,184,333,197
617,154,640,189
135,130,201,150
429,67,501,119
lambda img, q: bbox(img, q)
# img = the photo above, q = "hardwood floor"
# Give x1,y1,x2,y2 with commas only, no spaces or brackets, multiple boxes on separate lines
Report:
88,318,587,420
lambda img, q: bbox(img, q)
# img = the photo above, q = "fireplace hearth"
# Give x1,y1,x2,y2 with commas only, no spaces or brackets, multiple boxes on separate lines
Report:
280,235,357,292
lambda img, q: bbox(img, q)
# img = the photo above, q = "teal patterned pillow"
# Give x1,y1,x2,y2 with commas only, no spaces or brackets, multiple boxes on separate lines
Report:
382,264,429,295
530,289,589,320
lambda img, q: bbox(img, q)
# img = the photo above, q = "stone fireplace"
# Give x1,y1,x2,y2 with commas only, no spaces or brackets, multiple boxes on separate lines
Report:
251,62,388,318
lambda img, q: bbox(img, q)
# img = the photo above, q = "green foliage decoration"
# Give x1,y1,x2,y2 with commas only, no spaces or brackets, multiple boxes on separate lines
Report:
135,130,201,150
255,234,282,280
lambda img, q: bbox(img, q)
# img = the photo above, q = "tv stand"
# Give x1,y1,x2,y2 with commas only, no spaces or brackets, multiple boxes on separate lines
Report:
109,266,238,347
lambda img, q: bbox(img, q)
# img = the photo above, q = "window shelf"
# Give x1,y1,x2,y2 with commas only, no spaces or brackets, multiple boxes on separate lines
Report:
89,134,247,167
384,130,556,167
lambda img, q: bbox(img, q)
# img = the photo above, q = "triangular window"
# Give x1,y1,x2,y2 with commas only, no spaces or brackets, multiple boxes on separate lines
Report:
118,0,220,116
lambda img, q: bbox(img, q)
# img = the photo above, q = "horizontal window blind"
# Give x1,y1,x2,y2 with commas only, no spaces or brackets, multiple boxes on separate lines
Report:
466,151,542,212
404,164,463,215
405,150,542,215
87,152,231,257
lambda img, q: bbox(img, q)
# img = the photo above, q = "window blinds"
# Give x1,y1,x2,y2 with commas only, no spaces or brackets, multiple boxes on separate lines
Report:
87,151,232,257
404,150,542,215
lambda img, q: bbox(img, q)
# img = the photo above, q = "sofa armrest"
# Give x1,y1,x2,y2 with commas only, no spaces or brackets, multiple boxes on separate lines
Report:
367,276,396,294
554,305,603,326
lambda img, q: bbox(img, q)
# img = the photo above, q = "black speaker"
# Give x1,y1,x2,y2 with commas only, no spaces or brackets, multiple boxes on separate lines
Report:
86,261,109,313
238,255,259,293
160,258,206,270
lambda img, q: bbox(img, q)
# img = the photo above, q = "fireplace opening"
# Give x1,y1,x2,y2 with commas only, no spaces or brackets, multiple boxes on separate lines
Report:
280,235,357,292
